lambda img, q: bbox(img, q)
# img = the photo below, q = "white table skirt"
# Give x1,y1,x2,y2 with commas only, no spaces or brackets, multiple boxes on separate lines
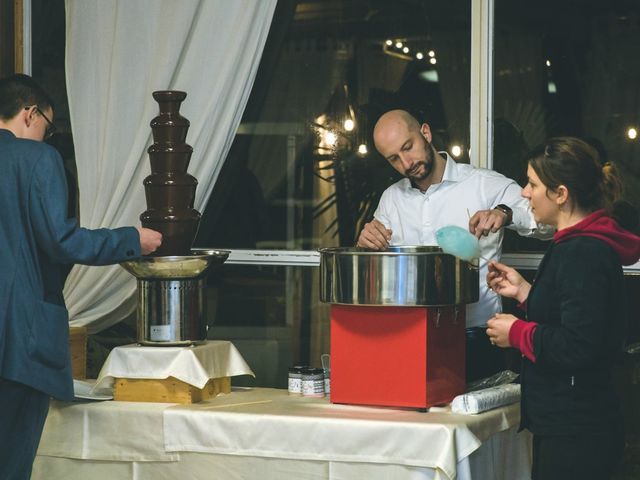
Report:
33,388,532,480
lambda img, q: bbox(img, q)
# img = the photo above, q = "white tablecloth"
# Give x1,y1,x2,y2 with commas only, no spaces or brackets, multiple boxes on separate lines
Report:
94,340,254,391
33,388,532,480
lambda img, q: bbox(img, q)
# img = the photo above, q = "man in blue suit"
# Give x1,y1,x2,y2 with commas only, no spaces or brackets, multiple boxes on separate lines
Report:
0,74,162,479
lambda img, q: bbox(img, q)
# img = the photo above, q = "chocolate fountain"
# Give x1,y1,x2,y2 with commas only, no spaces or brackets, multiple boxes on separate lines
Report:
121,91,228,346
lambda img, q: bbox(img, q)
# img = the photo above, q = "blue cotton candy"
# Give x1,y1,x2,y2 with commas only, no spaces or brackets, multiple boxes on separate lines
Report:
435,225,480,261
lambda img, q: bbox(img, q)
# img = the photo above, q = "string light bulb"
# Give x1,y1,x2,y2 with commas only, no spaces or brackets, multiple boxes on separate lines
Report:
323,131,337,147
344,119,355,131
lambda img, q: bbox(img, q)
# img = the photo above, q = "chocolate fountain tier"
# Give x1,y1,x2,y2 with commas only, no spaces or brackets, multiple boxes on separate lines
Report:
140,208,201,257
151,118,189,145
152,90,187,113
144,173,197,209
147,143,193,173
150,90,190,144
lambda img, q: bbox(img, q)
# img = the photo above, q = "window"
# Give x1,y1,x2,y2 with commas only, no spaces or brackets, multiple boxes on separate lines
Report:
195,0,473,377
196,0,472,251
493,0,640,253
14,1,639,386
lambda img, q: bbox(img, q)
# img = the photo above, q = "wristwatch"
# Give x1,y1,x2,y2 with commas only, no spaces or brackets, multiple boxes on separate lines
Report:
493,204,513,226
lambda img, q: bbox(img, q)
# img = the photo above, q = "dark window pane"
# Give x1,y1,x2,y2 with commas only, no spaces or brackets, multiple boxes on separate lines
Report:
196,0,472,250
494,0,640,253
31,0,79,219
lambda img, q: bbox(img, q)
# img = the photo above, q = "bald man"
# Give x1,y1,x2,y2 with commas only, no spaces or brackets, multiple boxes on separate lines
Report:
357,110,546,382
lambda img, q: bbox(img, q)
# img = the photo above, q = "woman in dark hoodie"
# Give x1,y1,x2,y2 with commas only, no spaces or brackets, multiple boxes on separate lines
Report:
485,136,640,480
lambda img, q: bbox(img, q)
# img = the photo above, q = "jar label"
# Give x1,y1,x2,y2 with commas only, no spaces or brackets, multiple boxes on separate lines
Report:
302,379,325,397
288,377,302,394
150,325,172,342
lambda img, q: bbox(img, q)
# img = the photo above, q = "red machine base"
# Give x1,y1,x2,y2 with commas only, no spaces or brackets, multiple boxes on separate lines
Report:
330,304,465,409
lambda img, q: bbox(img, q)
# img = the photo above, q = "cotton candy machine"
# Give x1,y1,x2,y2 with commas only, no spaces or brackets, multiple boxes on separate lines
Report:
319,246,479,409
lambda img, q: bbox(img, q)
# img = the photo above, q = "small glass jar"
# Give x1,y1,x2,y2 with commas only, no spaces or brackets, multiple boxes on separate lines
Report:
301,368,325,397
323,369,330,395
288,365,307,395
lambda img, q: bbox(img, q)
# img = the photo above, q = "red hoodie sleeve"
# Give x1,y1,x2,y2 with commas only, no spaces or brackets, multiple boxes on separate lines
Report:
509,319,538,362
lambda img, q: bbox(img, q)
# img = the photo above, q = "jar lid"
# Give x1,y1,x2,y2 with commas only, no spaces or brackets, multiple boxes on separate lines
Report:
302,367,325,375
288,365,308,373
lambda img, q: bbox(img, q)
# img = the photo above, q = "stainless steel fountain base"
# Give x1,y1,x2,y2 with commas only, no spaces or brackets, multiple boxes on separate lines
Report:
137,277,205,346
121,250,229,346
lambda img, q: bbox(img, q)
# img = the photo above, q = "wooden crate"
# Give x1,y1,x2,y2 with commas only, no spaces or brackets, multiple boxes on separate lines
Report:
69,326,87,379
113,376,231,404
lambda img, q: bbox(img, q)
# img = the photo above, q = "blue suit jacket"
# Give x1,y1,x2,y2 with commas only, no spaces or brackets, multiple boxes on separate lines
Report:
0,129,140,400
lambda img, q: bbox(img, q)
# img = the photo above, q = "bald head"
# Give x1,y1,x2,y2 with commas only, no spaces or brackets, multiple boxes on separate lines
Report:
373,110,422,154
373,109,443,190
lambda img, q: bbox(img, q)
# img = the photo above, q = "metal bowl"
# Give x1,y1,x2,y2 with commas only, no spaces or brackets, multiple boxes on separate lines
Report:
120,249,230,280
319,246,479,306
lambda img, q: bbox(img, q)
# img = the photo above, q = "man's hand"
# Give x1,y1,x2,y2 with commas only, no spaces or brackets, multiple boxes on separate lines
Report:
356,219,392,250
469,208,510,238
137,227,162,255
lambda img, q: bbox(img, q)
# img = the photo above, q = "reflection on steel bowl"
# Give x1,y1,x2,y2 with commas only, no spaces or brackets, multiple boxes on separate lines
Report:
120,249,229,279
319,246,479,306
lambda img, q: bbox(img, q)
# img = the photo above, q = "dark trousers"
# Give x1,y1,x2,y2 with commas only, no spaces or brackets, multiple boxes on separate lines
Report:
532,424,625,480
0,378,50,480
465,327,507,383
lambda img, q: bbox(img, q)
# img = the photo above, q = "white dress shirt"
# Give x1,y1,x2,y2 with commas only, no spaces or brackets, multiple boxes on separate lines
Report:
374,153,539,328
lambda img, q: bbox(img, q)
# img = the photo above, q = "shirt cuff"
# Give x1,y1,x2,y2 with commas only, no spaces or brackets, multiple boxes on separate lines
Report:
510,207,537,235
508,319,538,363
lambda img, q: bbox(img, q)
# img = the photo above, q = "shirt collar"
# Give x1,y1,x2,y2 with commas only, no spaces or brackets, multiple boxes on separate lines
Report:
440,152,457,182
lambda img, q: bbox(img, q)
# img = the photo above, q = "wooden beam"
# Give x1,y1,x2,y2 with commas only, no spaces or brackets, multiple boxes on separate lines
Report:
14,0,23,73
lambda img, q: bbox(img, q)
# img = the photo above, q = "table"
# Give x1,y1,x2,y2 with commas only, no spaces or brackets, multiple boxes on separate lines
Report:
33,388,532,480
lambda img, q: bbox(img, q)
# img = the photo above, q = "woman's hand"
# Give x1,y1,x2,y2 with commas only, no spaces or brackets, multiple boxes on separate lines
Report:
486,313,518,348
487,261,531,303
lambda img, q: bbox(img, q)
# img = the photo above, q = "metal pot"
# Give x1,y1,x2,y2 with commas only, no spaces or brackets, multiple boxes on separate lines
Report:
319,246,479,306
121,250,229,345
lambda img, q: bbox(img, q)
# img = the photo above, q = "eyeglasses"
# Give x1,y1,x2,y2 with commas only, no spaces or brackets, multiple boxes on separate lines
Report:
25,105,57,139
36,107,57,139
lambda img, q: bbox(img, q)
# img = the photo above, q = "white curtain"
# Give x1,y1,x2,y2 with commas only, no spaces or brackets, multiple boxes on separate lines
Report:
63,0,277,333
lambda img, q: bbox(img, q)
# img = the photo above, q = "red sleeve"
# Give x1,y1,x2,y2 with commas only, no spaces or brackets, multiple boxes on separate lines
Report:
509,319,538,363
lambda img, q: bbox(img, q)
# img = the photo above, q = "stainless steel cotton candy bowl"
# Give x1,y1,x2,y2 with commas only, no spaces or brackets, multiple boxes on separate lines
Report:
319,246,479,307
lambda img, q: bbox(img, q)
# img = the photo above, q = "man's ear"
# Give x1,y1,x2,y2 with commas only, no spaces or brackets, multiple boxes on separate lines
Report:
22,106,35,128
420,123,432,143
